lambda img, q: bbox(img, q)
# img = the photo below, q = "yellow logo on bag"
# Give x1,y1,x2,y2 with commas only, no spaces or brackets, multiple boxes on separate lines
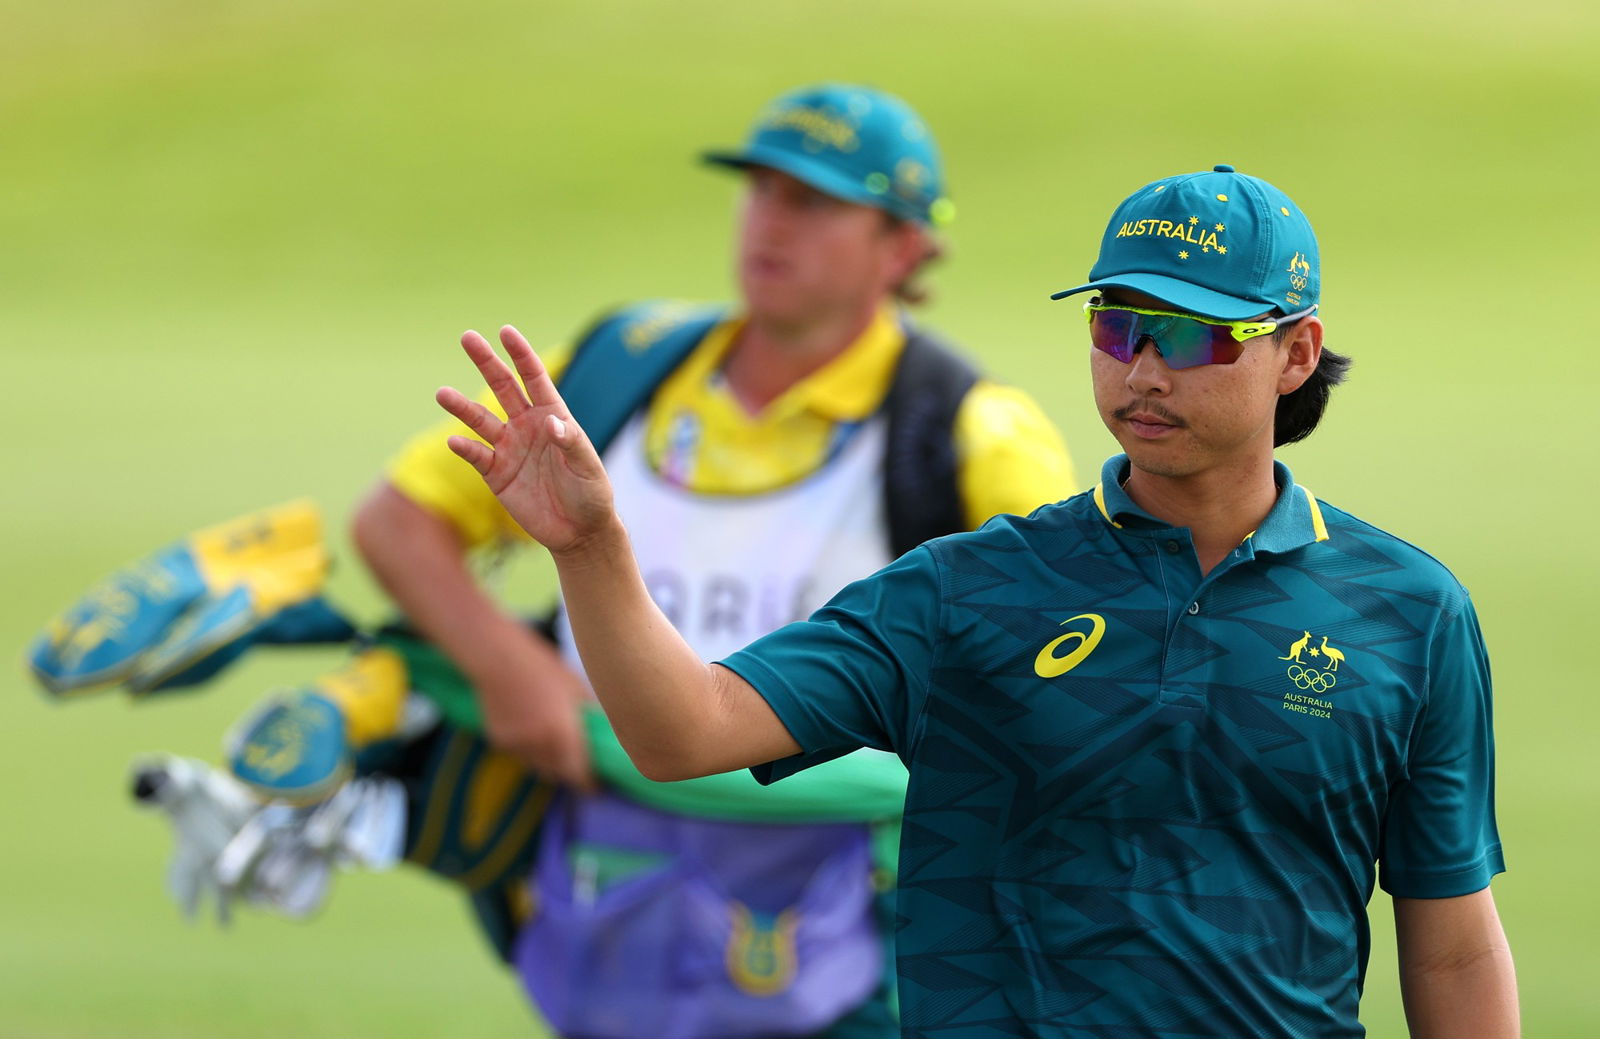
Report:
726,904,799,997
1034,613,1107,678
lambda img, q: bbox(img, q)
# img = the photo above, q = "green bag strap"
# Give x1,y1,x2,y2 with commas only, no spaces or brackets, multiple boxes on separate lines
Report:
380,630,906,825
581,705,906,824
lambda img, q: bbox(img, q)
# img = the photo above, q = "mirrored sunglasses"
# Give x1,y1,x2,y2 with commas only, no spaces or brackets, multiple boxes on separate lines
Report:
1085,298,1317,370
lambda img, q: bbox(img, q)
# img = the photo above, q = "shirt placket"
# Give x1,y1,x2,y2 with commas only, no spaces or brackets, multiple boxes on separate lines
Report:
1154,535,1262,709
1149,529,1204,708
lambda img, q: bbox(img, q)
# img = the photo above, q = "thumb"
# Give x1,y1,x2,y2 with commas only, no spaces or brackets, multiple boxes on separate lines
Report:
547,414,605,479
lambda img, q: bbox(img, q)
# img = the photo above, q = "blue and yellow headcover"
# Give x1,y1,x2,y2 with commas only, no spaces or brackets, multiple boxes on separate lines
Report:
27,500,355,697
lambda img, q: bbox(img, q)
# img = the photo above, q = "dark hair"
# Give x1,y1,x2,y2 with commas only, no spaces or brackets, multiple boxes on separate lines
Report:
1274,317,1351,446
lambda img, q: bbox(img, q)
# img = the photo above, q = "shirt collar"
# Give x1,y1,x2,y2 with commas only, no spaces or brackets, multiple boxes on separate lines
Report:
1092,454,1330,553
707,306,906,421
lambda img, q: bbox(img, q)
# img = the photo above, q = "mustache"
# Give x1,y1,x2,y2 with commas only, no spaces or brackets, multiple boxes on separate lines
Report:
1112,399,1187,427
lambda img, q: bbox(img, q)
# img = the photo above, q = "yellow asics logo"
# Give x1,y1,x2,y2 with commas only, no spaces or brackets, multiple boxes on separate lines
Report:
1034,613,1107,678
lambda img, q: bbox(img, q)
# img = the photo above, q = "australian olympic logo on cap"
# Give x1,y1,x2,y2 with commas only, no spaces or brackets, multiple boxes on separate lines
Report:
1285,251,1313,307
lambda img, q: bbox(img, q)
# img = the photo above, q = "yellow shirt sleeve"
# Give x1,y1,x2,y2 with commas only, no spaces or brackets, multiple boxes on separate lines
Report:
952,380,1080,529
384,344,574,549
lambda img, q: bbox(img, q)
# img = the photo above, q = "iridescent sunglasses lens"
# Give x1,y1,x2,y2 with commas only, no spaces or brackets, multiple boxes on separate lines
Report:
1087,308,1245,369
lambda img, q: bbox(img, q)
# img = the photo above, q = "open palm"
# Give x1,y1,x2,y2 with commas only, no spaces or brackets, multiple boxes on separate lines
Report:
435,325,614,555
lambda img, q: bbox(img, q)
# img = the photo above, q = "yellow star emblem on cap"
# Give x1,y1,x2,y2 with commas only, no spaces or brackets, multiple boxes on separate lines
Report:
1217,244,1228,255
1214,222,1225,231
1189,216,1199,225
1178,250,1190,260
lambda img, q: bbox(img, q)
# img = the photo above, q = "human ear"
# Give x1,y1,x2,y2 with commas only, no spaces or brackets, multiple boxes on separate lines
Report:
1276,317,1324,395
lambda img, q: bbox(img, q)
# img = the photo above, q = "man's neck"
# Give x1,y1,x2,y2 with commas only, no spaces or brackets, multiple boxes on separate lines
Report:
1121,450,1280,576
721,303,883,414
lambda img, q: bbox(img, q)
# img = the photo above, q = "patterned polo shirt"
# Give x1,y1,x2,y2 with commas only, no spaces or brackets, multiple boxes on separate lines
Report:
725,454,1504,1037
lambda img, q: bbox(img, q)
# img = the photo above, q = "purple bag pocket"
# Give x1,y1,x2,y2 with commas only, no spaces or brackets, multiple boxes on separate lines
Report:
514,791,882,1039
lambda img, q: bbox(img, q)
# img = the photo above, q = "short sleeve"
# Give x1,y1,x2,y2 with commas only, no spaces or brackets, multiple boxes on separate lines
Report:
719,546,944,784
952,380,1079,528
384,343,574,549
1378,596,1505,898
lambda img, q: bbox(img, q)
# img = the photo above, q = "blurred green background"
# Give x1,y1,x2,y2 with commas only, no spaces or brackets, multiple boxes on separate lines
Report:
3,0,1596,1034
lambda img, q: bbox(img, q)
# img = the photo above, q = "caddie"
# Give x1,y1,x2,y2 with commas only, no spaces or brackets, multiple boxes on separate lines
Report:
356,83,1078,1038
439,164,1519,1037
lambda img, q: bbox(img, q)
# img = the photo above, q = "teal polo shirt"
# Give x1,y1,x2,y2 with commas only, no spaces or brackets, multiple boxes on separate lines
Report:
723,455,1503,1038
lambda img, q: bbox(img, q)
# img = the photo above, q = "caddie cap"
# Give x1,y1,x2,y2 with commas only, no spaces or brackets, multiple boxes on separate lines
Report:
1051,165,1319,319
703,83,954,227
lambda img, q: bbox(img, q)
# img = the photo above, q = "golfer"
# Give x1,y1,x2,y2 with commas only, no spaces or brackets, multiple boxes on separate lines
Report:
438,164,1516,1037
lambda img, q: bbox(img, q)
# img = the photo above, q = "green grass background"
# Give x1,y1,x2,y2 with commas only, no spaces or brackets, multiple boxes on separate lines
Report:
3,0,1596,1034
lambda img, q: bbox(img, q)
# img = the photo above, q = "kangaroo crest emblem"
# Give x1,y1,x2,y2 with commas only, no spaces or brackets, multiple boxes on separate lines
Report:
1278,630,1345,699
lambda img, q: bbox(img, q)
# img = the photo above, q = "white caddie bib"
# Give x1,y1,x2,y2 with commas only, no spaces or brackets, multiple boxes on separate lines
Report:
555,412,892,680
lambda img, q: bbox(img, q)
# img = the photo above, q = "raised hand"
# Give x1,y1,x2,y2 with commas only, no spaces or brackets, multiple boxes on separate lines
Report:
436,326,616,556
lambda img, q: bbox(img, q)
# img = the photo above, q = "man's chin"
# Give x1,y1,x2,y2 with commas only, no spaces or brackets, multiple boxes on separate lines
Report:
1116,437,1197,480
741,291,812,328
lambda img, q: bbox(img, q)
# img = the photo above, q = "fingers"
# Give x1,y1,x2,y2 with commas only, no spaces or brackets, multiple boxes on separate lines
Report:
443,324,603,490
445,434,494,475
435,385,505,444
498,325,569,412
461,330,532,420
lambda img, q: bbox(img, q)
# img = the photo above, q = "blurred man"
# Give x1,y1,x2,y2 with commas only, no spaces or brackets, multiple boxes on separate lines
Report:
441,164,1518,1037
357,83,1077,1038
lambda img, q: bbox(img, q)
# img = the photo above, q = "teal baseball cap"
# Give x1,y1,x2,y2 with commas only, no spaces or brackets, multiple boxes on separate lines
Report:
703,83,954,227
1051,165,1319,319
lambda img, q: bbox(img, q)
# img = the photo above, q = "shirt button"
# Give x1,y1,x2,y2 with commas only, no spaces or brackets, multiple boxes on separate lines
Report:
1164,540,1181,554
1187,602,1200,615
